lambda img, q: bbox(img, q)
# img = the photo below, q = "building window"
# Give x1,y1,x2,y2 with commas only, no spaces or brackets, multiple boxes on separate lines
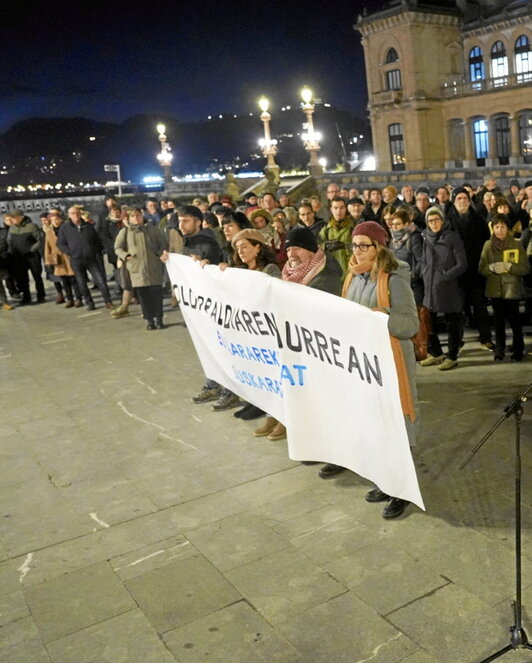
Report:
469,46,485,89
520,111,532,164
494,116,510,165
385,48,399,63
386,69,402,90
388,123,405,171
490,41,508,85
473,118,488,165
515,35,531,83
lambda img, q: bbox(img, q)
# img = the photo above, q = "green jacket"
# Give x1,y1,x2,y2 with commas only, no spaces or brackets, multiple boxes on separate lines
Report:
478,236,530,299
318,215,355,277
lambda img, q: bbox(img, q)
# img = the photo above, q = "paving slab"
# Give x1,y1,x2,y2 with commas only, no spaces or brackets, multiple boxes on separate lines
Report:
225,547,345,624
24,561,137,643
124,554,241,633
46,609,176,663
163,600,302,662
277,591,419,662
0,616,52,663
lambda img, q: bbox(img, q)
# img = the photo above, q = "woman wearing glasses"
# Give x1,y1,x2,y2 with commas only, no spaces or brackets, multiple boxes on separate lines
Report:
318,221,420,520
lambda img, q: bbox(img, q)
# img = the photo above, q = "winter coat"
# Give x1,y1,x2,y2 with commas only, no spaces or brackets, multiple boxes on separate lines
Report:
389,227,424,306
43,226,75,277
421,226,467,313
318,216,355,278
7,217,41,255
344,261,419,446
101,218,125,264
295,218,326,242
56,220,104,263
114,224,168,288
307,254,343,296
445,205,489,288
478,236,530,300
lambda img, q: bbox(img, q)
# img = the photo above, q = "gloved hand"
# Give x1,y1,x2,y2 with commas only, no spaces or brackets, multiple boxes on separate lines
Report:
324,240,345,252
489,262,506,274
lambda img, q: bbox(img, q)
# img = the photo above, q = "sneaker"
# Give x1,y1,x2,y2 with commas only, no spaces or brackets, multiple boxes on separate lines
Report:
480,341,494,351
437,358,458,371
420,354,445,367
212,392,240,411
192,385,221,404
2,302,14,311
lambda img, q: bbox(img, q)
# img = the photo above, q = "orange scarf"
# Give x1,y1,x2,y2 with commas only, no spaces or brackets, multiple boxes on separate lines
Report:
342,261,417,422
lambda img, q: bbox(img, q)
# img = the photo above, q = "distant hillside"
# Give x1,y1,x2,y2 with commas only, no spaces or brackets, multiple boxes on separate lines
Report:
0,108,370,185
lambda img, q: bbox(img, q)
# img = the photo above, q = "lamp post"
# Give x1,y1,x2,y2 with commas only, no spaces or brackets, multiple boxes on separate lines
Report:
300,87,323,176
258,97,280,183
156,123,173,189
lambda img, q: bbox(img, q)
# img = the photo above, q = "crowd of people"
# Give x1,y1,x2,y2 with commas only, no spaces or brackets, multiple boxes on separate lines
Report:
1,176,531,518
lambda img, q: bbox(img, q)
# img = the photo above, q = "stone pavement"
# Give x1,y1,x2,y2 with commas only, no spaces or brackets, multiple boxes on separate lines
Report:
0,290,531,663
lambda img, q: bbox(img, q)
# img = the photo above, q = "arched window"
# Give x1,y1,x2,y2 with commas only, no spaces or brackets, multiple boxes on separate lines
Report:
469,46,485,88
386,69,402,90
515,35,531,83
519,111,532,163
491,41,508,84
388,123,405,171
385,48,399,63
494,115,510,165
473,118,488,165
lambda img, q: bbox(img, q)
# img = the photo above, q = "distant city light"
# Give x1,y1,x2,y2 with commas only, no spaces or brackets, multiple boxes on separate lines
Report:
143,175,163,184
208,115,212,120
89,136,96,141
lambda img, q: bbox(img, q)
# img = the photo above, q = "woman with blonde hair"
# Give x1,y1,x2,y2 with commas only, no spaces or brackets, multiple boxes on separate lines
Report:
318,221,420,520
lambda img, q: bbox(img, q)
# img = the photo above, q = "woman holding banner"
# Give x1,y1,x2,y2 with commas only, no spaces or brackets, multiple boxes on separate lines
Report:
318,221,420,520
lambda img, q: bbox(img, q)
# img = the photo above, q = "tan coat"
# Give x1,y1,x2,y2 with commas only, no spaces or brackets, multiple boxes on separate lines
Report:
43,226,75,277
114,224,168,288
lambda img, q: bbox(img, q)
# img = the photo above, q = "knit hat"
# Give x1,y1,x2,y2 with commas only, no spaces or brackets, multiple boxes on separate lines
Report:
525,180,532,188
452,186,470,201
425,206,444,223
231,228,268,248
351,221,388,246
509,179,520,188
249,208,273,225
285,227,319,253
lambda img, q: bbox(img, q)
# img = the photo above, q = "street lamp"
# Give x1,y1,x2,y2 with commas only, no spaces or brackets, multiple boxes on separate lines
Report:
156,123,173,188
258,96,280,182
300,86,323,176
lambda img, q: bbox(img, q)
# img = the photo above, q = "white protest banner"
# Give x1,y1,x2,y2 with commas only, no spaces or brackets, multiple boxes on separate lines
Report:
166,253,424,509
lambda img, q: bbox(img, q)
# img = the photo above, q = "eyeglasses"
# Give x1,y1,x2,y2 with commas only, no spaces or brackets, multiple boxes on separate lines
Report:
351,243,375,252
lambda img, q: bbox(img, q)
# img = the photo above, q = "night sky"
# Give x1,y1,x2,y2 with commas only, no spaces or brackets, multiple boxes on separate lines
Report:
2,0,386,132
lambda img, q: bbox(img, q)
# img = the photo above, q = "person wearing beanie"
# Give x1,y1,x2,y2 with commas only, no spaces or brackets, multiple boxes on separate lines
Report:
446,186,494,350
253,226,342,443
248,208,281,252
318,220,420,521
420,206,467,371
479,213,530,361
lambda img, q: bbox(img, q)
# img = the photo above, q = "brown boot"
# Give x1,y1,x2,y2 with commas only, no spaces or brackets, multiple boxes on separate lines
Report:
254,417,278,437
268,422,287,441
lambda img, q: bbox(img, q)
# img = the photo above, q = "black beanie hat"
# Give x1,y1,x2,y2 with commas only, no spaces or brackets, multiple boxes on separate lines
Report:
452,186,470,201
285,227,319,253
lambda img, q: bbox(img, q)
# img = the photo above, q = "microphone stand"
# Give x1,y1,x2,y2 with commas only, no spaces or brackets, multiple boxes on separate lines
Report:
459,383,531,662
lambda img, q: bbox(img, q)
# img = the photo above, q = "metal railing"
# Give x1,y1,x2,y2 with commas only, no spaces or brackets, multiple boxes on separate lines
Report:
442,72,532,97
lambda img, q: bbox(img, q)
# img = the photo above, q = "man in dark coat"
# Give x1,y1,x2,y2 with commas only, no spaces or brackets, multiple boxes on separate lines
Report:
178,205,220,265
57,206,114,310
445,187,493,349
6,210,45,304
282,227,342,295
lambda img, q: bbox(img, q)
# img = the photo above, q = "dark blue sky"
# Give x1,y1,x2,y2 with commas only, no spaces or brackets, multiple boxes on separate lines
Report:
1,0,386,132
